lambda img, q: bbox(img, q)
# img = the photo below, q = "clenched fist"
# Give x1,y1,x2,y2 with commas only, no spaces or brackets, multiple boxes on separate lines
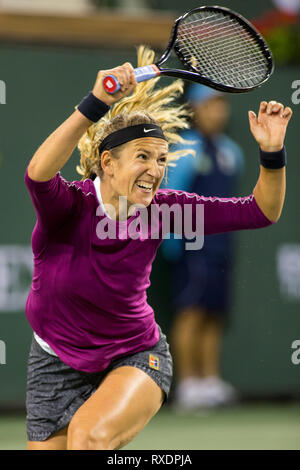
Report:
92,62,137,107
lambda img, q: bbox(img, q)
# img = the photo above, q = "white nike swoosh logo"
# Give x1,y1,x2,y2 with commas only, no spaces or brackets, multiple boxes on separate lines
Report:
144,128,156,133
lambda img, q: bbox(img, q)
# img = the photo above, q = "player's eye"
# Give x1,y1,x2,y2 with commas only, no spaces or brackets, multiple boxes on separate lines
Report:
137,154,147,160
158,157,167,164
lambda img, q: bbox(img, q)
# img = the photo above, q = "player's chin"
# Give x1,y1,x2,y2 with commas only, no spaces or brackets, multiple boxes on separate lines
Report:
132,186,155,207
133,194,153,208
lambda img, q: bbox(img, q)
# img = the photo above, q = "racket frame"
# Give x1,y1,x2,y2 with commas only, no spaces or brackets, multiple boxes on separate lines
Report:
102,5,274,94
155,5,274,93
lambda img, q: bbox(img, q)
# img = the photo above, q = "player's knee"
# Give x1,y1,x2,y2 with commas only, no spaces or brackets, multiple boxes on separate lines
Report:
68,417,112,450
88,426,112,450
67,418,89,450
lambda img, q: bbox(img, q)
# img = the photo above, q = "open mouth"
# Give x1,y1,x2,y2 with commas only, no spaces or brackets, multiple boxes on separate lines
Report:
136,181,153,193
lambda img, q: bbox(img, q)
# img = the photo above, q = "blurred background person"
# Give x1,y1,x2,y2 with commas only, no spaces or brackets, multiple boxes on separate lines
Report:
162,84,244,411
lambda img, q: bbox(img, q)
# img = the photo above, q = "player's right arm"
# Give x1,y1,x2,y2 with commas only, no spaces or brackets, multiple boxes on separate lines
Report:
27,63,136,182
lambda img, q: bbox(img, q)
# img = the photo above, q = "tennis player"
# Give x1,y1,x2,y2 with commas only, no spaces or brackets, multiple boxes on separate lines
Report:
25,47,292,450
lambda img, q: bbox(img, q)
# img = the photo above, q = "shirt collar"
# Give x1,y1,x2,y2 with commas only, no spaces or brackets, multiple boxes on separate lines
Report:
93,176,110,218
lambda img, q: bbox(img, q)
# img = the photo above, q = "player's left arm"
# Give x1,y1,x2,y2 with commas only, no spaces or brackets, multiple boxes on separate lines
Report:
249,100,292,222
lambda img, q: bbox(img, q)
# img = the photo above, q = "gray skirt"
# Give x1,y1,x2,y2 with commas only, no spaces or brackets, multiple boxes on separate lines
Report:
26,325,173,441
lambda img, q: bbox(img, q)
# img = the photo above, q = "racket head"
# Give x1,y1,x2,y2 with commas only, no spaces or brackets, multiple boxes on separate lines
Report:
160,6,274,93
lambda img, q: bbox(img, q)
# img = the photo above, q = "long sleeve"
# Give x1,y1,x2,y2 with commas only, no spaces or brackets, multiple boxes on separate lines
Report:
155,189,274,237
199,193,273,234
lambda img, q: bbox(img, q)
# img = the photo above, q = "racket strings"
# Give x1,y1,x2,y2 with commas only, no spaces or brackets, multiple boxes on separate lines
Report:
183,15,252,40
179,33,265,88
176,11,269,88
179,25,265,82
180,31,267,74
179,31,266,66
179,28,267,86
182,26,264,57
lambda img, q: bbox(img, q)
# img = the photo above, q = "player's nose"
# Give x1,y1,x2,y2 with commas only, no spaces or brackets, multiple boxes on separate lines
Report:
146,160,161,180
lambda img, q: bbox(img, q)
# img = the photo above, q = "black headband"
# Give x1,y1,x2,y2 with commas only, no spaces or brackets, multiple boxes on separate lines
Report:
99,124,167,155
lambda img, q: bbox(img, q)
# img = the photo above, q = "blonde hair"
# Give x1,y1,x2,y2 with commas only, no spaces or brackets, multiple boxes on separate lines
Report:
77,46,193,180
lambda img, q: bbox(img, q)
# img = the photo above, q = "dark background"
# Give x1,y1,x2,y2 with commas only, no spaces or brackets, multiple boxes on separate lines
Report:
0,0,299,406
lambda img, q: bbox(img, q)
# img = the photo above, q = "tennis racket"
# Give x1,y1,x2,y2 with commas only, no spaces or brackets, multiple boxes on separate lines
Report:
103,6,274,95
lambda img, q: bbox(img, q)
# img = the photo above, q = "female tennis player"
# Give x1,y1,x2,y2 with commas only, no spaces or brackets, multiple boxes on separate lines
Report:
25,47,292,450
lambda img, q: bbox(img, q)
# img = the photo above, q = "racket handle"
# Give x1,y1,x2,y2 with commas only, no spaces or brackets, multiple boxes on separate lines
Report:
103,65,160,94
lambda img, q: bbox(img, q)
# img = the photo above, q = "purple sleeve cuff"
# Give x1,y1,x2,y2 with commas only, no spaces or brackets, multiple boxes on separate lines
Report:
25,166,59,192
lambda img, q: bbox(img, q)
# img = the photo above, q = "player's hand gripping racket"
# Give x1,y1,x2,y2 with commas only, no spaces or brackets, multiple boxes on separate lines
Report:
103,6,274,94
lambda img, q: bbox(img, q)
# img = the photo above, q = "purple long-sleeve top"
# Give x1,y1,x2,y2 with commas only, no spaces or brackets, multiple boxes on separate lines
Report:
24,167,273,372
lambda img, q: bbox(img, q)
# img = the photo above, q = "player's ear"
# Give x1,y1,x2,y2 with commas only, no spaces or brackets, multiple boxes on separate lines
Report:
101,150,114,177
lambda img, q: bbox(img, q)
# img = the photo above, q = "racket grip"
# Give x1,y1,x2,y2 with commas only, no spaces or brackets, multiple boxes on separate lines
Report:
103,65,160,94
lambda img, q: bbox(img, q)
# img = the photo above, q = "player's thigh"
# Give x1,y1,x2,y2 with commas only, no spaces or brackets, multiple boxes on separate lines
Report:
67,365,164,450
27,427,68,450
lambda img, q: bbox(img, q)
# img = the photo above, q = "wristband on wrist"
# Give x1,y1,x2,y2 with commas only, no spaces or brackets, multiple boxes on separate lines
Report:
77,92,110,122
259,146,287,169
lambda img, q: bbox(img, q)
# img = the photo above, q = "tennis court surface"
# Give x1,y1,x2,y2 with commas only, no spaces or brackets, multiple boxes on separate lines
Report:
1,402,299,450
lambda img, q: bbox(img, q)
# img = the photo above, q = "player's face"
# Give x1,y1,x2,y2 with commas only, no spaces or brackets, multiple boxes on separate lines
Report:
193,96,230,136
110,137,168,208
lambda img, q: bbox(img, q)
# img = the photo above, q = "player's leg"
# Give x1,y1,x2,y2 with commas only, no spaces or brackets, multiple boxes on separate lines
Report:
26,335,101,451
27,427,68,450
67,365,164,450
